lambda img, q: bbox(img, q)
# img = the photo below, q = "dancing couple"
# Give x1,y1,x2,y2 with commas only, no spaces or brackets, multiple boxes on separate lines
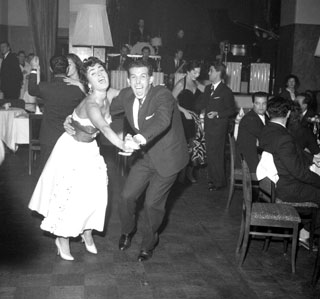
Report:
29,58,188,262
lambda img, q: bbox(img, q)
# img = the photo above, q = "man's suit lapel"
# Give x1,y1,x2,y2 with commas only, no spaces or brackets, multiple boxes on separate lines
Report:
138,86,153,129
126,93,135,129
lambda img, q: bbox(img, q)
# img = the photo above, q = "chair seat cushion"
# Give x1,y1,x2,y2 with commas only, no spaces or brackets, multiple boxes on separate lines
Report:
275,198,319,209
252,203,301,222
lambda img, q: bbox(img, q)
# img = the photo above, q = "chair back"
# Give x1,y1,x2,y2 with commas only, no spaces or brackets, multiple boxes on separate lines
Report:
29,114,43,143
228,133,236,172
259,176,276,203
241,157,253,216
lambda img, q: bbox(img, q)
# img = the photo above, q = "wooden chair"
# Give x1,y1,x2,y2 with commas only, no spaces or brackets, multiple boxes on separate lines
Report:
312,246,320,286
226,133,258,209
28,114,42,175
236,158,301,273
260,176,319,253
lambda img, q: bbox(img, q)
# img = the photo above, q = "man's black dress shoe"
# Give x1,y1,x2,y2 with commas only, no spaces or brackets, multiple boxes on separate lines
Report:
119,230,136,251
138,249,153,262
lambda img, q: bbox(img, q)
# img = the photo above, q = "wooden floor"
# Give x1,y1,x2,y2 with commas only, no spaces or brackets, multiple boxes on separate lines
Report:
0,145,319,299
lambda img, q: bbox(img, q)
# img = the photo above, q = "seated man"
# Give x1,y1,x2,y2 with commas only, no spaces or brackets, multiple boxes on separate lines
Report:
287,102,320,155
139,46,157,72
162,49,185,89
236,92,268,172
108,45,133,71
297,92,316,131
259,97,320,249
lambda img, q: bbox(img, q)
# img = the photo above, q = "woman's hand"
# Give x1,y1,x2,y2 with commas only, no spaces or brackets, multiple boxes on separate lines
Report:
183,109,193,120
63,78,85,93
63,115,75,135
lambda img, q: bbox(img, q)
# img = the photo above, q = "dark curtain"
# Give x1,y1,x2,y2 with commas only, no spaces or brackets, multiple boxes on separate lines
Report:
26,0,58,81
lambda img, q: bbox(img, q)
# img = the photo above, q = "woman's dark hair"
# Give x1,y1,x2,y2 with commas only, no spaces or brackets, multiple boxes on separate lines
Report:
80,57,108,93
284,74,300,89
66,53,83,77
267,96,292,118
185,60,201,73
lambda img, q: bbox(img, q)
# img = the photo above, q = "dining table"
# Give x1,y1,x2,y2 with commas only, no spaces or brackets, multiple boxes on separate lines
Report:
0,107,29,152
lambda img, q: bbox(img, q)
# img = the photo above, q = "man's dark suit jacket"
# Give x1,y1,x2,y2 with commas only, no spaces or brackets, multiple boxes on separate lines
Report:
108,55,133,71
259,122,320,203
110,85,189,177
0,52,23,99
301,109,315,130
195,82,236,186
28,73,85,148
162,56,184,75
196,82,236,129
288,122,320,155
236,109,267,172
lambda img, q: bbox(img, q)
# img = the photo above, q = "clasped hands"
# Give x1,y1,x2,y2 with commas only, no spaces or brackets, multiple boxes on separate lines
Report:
121,134,141,155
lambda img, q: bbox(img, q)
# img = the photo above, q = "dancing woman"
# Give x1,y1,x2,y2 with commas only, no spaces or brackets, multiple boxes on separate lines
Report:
172,60,205,183
29,57,138,261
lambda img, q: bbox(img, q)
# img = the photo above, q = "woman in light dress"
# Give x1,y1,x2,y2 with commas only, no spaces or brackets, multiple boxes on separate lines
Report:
29,57,138,261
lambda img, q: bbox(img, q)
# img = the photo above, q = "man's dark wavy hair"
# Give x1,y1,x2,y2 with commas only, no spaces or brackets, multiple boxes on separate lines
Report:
80,57,108,94
267,96,292,118
127,59,153,77
49,55,68,75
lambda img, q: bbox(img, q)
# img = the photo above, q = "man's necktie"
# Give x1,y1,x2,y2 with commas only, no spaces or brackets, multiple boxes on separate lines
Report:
210,85,215,97
138,98,143,111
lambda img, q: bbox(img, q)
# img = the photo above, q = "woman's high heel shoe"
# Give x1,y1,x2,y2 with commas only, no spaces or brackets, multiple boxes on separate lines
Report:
81,235,98,254
55,238,74,261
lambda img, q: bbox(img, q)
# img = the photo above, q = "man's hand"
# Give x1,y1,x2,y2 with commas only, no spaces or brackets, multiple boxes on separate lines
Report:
207,111,219,119
122,134,140,153
63,115,75,136
30,56,40,70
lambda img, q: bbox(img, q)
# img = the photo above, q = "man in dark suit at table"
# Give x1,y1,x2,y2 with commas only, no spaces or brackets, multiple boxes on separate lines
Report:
108,44,133,71
0,41,23,99
297,92,315,131
236,91,268,172
260,97,320,204
196,61,236,191
260,97,320,249
110,60,189,262
139,46,157,72
28,55,85,172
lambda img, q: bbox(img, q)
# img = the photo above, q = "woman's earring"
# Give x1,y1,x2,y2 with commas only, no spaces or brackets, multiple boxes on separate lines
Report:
88,84,93,94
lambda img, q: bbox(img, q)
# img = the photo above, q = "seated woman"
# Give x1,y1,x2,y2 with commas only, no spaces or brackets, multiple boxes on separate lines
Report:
279,74,300,101
287,102,320,155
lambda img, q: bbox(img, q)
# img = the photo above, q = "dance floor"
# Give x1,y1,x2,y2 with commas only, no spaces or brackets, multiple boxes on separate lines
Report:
0,145,318,299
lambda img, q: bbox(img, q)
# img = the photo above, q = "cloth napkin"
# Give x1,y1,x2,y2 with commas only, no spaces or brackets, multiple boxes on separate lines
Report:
256,151,279,184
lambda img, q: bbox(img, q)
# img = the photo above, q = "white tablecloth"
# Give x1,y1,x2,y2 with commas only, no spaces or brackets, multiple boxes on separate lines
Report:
0,108,29,151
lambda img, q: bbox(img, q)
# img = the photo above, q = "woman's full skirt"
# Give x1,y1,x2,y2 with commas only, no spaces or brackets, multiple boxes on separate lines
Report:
28,133,108,238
